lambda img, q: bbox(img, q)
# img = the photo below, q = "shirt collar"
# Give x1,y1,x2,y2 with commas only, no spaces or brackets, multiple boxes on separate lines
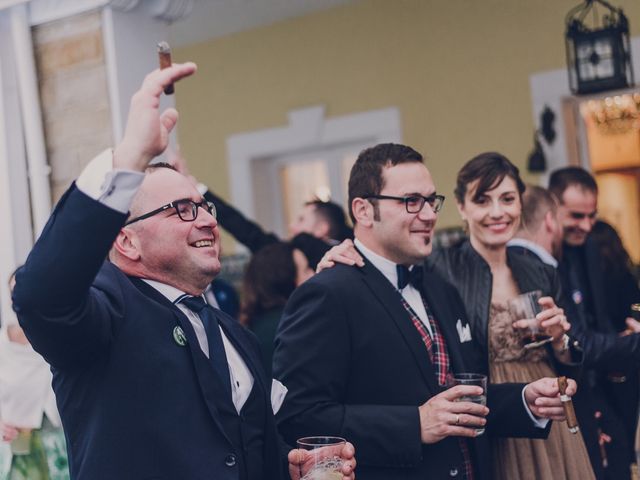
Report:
141,278,206,305
507,238,558,268
354,238,419,289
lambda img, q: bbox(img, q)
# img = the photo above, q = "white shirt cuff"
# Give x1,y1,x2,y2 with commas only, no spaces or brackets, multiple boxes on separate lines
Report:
522,385,550,428
75,148,145,214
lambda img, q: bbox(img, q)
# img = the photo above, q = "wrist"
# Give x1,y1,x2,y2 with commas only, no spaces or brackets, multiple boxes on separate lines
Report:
552,334,570,353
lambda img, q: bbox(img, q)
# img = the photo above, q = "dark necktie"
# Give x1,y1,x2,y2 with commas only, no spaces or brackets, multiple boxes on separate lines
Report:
396,264,424,291
180,295,233,398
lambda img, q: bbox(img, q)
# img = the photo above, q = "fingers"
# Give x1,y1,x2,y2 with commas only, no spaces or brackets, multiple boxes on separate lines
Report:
140,62,197,98
625,317,640,333
159,108,179,136
438,385,484,402
287,448,305,466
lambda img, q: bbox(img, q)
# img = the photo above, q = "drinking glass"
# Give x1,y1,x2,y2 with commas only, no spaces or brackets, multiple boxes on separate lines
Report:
10,429,31,455
452,373,487,435
508,290,551,349
296,436,346,480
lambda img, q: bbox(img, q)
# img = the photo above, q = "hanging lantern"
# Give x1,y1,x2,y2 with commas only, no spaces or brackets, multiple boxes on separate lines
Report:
565,0,634,95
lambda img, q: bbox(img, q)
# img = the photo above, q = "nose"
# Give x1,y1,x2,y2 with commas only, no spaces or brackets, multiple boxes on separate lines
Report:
578,216,593,233
417,201,437,221
489,200,504,218
196,206,217,228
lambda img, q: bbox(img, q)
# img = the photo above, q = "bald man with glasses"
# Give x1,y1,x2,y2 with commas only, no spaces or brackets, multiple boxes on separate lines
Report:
12,64,355,480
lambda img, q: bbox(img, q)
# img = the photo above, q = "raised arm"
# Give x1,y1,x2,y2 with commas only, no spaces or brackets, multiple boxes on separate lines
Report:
12,63,196,367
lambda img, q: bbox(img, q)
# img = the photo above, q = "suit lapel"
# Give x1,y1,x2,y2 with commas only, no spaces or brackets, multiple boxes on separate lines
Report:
359,262,440,394
216,312,268,394
420,272,466,374
127,277,236,440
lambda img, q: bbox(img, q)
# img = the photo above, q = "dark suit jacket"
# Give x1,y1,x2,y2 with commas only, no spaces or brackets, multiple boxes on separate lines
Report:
12,186,284,480
273,259,548,480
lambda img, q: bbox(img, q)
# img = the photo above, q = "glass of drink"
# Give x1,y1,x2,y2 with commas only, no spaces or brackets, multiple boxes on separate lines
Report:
296,436,346,480
452,373,487,435
508,290,551,349
10,429,32,455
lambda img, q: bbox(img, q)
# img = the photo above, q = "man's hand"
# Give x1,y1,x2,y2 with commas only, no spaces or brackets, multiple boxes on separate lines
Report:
167,145,198,187
1,422,19,442
524,377,577,421
288,442,356,480
113,62,197,172
418,385,489,444
316,239,364,273
622,317,640,336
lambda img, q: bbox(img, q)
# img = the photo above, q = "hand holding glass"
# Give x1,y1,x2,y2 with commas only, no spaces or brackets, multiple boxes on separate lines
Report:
296,436,346,480
452,373,487,435
509,290,552,349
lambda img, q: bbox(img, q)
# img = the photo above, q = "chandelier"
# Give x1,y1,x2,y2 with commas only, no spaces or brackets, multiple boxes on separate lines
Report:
583,93,640,134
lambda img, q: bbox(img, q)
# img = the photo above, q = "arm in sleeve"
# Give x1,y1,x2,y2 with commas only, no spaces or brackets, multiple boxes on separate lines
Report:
273,280,423,469
12,151,140,368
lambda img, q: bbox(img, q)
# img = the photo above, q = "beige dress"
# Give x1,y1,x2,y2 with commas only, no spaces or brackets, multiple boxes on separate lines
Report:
489,302,595,480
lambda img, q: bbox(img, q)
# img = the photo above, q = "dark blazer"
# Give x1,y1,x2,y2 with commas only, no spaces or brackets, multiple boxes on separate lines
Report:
273,258,548,480
12,186,284,480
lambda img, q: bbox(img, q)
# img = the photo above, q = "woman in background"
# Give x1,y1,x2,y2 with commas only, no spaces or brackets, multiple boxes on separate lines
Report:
0,271,69,480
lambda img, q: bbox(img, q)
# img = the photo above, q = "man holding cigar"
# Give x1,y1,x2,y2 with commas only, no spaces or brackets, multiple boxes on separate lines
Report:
273,143,576,480
12,63,355,480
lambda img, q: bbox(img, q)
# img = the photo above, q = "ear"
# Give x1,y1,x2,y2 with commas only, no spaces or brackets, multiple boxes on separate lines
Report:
113,227,142,261
352,197,373,227
456,201,466,222
543,211,555,234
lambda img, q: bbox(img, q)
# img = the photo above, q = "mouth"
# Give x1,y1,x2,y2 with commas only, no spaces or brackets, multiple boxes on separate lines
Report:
192,240,215,248
485,222,510,232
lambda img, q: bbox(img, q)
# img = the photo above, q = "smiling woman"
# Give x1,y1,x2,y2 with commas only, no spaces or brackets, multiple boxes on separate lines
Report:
427,152,595,480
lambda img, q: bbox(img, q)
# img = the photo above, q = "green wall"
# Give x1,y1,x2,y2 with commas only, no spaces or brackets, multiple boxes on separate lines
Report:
175,0,640,248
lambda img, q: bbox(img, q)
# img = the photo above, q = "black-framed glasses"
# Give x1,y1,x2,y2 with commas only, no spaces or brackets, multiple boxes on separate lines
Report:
125,198,217,226
364,194,445,214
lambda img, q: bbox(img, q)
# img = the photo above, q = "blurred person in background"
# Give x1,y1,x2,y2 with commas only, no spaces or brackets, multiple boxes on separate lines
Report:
240,234,329,376
0,270,68,480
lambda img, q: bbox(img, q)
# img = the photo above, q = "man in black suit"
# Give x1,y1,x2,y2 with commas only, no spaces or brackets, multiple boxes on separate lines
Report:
548,168,637,479
12,63,354,480
508,184,640,478
273,143,574,480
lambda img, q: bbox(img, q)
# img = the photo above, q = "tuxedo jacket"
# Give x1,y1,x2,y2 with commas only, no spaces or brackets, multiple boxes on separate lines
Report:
12,186,284,480
273,259,548,480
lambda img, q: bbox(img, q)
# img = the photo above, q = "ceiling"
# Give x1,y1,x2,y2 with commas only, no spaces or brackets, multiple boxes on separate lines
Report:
167,0,356,48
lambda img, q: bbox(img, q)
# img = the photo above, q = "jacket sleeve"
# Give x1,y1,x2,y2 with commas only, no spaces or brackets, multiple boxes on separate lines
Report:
273,279,424,469
204,189,279,253
11,186,126,368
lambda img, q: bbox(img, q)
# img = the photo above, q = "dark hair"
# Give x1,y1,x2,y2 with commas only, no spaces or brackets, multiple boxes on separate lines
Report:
348,143,424,223
454,152,525,204
591,220,633,274
305,200,353,241
548,166,598,202
290,233,331,271
519,185,557,233
239,242,297,326
146,162,177,172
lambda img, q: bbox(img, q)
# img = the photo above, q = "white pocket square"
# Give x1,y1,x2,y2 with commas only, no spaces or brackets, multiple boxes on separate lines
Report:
271,379,288,415
456,319,472,343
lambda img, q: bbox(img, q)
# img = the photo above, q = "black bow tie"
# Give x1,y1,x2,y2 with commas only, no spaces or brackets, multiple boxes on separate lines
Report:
396,264,424,291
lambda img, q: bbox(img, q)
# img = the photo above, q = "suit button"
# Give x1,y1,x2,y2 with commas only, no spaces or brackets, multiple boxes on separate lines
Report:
225,454,236,467
449,467,459,477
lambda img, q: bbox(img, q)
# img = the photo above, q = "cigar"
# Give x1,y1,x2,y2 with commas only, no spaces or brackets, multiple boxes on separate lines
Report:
157,41,174,95
557,376,579,434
